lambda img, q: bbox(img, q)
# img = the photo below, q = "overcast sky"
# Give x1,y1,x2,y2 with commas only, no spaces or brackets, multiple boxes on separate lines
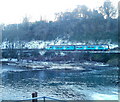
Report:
0,0,118,24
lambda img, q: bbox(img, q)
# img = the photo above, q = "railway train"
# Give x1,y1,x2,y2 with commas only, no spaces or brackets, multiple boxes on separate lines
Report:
45,45,110,51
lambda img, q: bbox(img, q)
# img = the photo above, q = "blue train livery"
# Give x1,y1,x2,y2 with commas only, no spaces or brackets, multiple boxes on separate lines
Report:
46,45,109,51
75,45,109,51
46,45,74,50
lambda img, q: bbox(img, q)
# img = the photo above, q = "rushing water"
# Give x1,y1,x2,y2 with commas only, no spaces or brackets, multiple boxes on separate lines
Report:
0,64,119,100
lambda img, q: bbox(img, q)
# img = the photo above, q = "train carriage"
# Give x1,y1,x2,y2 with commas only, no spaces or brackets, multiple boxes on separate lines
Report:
46,45,75,50
96,44,109,51
75,45,109,51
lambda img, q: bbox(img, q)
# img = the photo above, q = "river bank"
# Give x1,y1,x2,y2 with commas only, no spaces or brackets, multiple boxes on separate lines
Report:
2,50,119,68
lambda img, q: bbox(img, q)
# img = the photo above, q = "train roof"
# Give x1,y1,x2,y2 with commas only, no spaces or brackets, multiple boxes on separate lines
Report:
47,44,109,46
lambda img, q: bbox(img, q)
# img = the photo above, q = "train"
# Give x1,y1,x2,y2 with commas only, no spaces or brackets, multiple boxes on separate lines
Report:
45,44,110,51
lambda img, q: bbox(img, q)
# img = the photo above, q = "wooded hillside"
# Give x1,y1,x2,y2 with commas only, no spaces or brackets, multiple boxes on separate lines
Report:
2,0,118,48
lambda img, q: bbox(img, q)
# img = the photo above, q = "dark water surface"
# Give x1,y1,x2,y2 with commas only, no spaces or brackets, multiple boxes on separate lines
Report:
0,64,119,100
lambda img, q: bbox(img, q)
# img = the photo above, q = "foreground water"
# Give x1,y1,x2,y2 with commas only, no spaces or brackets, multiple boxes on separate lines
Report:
0,63,119,100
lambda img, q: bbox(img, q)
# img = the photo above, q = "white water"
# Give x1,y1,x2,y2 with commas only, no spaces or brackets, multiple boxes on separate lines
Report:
1,64,119,100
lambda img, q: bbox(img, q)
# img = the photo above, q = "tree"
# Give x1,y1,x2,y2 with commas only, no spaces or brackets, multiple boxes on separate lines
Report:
73,5,91,19
99,0,117,19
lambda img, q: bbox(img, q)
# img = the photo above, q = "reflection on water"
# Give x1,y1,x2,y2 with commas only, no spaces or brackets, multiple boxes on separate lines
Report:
1,64,119,100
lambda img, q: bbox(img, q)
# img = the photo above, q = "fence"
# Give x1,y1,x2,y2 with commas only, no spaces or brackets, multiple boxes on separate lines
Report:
15,92,66,102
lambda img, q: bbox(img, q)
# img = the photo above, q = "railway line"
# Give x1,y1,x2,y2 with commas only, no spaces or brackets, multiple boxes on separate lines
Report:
1,49,120,53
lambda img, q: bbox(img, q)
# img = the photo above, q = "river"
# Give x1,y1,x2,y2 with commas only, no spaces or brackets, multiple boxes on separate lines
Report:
0,63,119,100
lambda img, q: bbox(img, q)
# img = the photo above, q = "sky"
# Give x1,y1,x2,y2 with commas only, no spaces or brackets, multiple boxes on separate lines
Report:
0,0,118,24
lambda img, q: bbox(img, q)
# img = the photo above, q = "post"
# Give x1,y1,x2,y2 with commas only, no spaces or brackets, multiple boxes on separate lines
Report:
43,96,45,102
32,92,38,102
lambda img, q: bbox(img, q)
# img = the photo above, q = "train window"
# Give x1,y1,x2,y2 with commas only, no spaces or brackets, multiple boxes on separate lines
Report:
87,46,94,48
76,46,82,48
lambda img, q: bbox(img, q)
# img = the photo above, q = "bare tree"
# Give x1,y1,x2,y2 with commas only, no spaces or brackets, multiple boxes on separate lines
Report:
99,0,117,19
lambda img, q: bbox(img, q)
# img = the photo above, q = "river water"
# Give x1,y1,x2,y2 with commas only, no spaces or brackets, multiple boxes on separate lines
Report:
0,64,119,100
